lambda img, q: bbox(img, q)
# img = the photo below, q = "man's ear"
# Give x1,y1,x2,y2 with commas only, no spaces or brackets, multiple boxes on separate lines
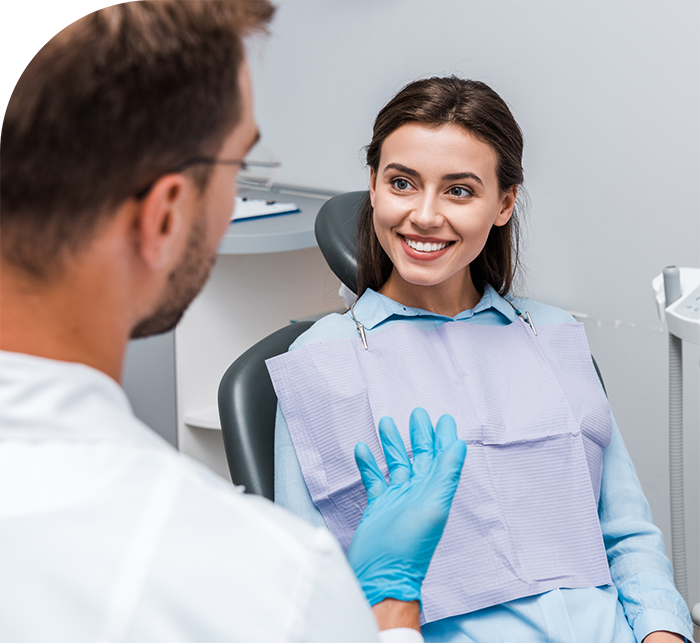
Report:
133,175,189,269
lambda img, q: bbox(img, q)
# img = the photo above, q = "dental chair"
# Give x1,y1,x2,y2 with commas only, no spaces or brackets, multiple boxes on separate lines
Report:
218,320,313,500
217,191,366,499
218,190,605,500
313,190,366,293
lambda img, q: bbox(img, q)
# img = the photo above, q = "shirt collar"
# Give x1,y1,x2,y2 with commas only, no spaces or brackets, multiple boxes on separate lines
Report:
352,284,518,330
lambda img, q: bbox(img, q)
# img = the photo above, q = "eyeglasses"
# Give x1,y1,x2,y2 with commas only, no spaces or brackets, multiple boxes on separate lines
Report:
134,156,281,200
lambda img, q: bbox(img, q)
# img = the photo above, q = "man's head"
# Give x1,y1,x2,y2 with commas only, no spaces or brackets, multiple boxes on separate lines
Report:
130,59,260,338
1,1,274,354
1,0,273,283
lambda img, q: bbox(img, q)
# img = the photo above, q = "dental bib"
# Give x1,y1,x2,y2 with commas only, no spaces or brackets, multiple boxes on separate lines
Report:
267,319,613,623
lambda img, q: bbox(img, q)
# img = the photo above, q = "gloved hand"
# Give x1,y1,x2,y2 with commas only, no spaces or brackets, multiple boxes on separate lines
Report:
347,407,467,606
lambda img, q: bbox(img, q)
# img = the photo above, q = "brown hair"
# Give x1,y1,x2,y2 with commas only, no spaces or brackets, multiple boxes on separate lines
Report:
1,0,275,279
356,76,524,298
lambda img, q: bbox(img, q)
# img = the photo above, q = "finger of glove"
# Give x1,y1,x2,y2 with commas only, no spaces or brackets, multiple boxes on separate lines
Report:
434,414,458,454
378,416,412,486
355,442,388,501
409,407,436,477
428,439,467,505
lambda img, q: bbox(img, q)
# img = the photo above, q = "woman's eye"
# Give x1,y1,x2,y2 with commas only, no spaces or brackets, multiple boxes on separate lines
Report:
448,186,471,198
392,178,412,191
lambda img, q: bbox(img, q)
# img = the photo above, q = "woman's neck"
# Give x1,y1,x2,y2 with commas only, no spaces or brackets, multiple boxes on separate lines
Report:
378,268,482,318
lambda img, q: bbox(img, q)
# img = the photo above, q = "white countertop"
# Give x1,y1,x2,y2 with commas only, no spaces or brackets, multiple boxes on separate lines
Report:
219,183,339,255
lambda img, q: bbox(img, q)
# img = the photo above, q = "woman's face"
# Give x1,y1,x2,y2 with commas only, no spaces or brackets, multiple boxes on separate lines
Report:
370,122,515,310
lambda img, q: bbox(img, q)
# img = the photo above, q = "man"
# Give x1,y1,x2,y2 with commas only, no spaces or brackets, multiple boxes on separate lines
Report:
0,2,466,641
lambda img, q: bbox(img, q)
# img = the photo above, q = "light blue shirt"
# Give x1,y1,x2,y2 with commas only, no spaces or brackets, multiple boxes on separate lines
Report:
274,286,693,643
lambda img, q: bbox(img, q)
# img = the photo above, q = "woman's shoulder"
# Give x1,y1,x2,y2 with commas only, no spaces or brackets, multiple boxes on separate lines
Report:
506,295,578,326
288,310,357,351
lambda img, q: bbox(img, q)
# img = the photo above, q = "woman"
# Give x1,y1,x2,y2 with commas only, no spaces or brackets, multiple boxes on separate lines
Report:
268,77,692,643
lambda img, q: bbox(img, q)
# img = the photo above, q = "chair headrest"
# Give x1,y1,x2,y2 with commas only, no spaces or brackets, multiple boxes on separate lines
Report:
314,191,368,294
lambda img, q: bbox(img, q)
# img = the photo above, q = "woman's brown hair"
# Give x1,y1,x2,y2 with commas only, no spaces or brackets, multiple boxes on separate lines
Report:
355,76,524,298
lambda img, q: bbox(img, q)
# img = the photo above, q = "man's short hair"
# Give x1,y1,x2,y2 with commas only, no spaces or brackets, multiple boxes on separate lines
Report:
1,0,274,279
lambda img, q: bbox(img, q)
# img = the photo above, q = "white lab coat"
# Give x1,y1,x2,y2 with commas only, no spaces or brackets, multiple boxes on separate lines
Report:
0,351,421,643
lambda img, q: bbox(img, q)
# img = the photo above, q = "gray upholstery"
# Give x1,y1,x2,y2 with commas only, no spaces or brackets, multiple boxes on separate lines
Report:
218,321,313,500
314,190,367,293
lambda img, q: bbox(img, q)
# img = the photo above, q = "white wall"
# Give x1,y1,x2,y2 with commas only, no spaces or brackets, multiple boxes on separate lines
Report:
248,0,700,607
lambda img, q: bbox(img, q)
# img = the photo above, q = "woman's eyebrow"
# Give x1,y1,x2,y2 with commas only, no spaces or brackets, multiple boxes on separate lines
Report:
442,171,484,185
383,162,419,177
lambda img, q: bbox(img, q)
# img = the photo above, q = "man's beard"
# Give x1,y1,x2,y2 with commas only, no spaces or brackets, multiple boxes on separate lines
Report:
130,214,216,339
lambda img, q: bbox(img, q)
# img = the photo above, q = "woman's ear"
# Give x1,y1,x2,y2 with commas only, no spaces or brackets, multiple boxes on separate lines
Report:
369,167,377,208
494,185,517,227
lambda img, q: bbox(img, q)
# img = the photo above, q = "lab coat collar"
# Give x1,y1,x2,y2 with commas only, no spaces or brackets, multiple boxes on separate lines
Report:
0,349,163,449
352,284,518,330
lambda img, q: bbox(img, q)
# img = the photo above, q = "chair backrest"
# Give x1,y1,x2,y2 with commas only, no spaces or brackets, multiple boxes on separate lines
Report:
216,191,366,501
314,190,367,293
218,321,313,500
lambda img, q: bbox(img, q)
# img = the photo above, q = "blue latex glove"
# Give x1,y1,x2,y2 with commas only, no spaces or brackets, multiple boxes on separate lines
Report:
347,408,467,606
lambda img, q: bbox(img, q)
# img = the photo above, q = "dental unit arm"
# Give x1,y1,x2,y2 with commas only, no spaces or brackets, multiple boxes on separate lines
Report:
652,266,700,627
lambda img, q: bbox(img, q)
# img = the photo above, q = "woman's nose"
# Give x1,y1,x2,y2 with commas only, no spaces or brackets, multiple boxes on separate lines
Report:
409,193,443,230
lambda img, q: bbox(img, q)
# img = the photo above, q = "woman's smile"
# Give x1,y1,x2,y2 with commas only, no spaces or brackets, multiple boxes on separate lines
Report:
400,234,454,259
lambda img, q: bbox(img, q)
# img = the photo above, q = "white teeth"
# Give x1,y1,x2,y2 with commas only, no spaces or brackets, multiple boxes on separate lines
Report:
403,236,449,252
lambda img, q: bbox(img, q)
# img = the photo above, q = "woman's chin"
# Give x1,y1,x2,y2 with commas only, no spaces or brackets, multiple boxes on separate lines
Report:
392,270,452,290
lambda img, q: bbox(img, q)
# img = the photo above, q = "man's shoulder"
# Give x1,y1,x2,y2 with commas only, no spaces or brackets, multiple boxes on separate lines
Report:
130,450,375,642
164,448,335,556
144,450,352,620
0,416,359,641
173,451,305,529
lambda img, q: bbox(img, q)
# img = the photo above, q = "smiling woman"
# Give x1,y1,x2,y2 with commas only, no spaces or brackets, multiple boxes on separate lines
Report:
270,76,693,643
370,123,515,317
356,78,523,310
